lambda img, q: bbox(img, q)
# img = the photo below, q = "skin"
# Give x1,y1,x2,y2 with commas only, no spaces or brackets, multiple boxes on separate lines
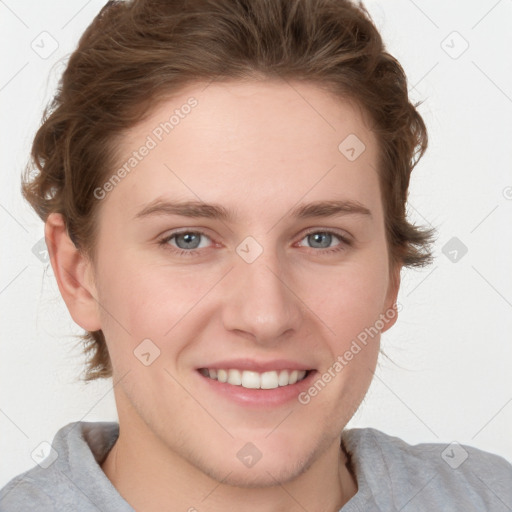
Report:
46,80,400,512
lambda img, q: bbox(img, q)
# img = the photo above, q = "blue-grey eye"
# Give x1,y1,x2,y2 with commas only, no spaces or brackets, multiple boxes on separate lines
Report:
307,232,334,249
174,232,203,250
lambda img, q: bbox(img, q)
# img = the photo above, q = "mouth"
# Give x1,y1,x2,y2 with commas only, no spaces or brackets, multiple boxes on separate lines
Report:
198,368,311,390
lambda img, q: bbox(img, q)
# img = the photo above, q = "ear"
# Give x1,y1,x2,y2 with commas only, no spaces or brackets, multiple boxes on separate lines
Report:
44,213,101,332
380,263,402,333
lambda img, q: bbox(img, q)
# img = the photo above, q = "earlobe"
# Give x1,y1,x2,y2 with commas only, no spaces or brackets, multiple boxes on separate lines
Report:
44,213,102,332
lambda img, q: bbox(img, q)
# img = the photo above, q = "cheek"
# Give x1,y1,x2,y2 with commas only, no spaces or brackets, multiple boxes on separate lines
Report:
94,257,214,353
297,266,386,419
303,258,390,335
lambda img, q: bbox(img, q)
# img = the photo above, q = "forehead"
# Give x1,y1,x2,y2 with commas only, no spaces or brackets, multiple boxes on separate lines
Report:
105,80,382,223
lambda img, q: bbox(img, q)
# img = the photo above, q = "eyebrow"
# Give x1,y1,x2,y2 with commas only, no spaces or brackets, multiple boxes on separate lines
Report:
134,198,372,221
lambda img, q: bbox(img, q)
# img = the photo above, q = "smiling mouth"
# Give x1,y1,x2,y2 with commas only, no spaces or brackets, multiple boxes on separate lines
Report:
198,368,312,390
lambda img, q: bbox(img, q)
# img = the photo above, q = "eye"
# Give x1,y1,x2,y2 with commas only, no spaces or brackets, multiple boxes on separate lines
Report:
158,230,213,257
296,230,351,254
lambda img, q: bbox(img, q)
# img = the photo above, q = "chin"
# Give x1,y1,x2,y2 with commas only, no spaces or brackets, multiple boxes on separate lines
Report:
185,435,321,489
200,456,313,489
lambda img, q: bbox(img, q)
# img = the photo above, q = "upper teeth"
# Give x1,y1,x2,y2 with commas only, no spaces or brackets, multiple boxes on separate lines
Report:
200,368,308,389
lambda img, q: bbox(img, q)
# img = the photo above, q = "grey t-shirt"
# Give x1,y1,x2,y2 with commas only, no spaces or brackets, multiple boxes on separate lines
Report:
0,421,511,511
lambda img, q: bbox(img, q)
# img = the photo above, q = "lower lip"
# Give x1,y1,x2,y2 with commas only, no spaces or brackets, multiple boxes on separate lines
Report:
196,370,317,407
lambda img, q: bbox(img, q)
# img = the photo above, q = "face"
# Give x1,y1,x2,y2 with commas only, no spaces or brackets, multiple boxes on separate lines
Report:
88,80,399,486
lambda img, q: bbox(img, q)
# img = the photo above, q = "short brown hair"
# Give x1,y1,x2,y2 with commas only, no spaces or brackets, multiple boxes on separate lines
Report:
22,0,435,381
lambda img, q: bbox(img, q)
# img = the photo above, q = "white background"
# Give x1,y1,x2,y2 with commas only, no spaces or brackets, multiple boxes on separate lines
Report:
1,0,511,488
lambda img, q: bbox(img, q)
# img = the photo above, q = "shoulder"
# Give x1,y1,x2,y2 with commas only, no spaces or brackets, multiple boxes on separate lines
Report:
0,421,124,512
342,427,512,511
0,471,56,511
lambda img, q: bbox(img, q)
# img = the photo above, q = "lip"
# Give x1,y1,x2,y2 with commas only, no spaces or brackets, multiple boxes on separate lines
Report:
196,367,318,408
197,358,313,373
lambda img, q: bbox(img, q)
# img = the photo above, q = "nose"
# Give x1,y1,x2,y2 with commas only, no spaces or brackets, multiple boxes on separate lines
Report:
221,244,304,346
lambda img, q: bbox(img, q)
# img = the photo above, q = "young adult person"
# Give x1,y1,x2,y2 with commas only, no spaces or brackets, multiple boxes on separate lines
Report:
1,0,511,510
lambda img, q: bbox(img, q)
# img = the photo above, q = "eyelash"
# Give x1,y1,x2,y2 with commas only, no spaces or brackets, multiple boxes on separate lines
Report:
157,228,352,258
